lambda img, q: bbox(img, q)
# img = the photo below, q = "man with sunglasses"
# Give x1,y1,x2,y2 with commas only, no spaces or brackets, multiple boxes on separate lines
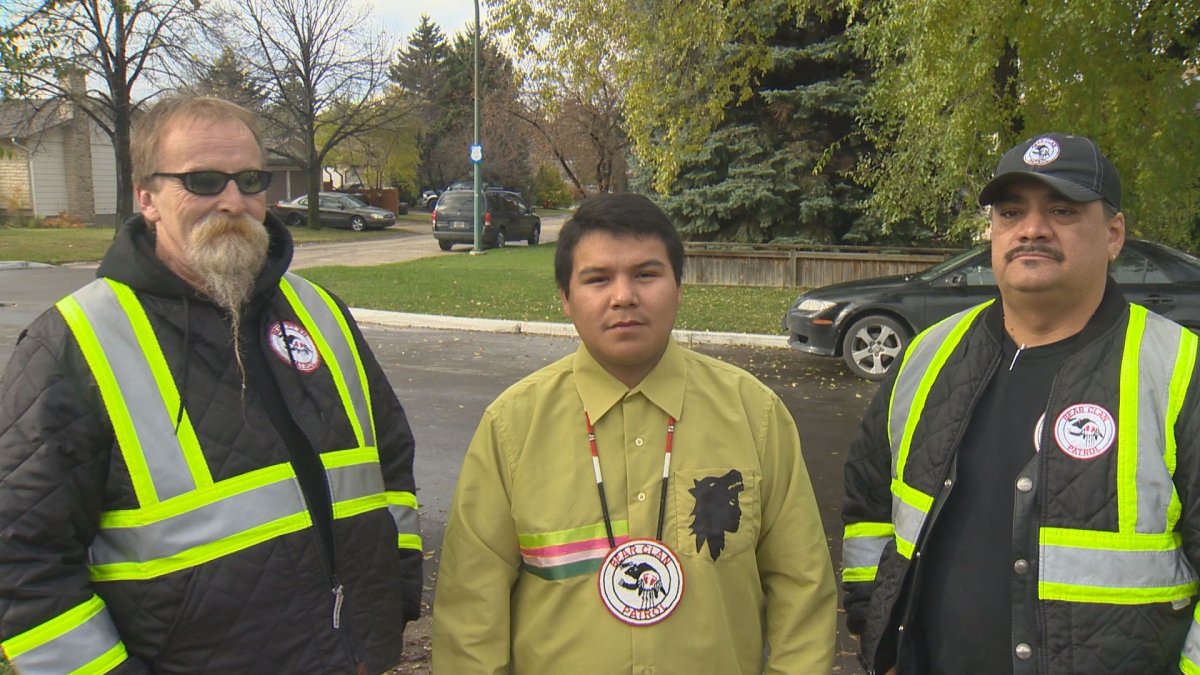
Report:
0,96,422,674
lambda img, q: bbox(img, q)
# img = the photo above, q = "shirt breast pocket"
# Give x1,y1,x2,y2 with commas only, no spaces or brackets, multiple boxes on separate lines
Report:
672,467,760,562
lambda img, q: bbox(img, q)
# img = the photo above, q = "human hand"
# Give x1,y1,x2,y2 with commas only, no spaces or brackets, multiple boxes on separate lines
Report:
885,668,897,675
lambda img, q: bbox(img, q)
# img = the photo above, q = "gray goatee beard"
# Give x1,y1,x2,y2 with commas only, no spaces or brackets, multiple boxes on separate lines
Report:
184,212,270,388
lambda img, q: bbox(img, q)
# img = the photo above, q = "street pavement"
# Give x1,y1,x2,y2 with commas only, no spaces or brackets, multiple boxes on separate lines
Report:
0,230,872,673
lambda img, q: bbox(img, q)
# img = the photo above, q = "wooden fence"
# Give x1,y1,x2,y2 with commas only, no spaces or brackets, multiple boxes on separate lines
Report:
682,243,960,288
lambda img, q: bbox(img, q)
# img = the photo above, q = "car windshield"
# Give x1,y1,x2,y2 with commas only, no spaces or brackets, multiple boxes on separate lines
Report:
437,191,475,210
915,244,990,281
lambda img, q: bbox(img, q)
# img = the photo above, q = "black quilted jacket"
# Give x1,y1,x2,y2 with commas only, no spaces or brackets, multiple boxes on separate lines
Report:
842,284,1200,675
0,215,421,673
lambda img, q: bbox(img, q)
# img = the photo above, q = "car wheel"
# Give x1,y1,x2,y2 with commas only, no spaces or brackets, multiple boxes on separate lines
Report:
286,212,303,227
349,216,366,232
528,224,540,246
841,315,910,381
438,240,453,251
493,228,506,249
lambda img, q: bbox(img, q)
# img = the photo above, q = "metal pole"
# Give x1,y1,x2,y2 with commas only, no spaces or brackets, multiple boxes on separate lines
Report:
471,0,483,255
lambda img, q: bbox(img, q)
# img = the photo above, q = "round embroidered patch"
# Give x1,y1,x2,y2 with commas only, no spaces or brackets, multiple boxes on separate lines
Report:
1024,137,1061,166
1053,403,1115,459
598,539,684,626
267,321,321,373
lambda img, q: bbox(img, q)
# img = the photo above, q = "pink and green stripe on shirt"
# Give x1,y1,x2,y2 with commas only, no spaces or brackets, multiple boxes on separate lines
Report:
519,520,631,581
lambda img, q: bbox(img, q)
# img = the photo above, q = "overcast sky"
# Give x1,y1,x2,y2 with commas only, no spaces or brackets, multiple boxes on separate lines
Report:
368,0,483,45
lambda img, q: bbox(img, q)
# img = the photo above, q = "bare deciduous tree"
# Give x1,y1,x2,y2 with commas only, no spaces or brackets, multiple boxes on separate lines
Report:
228,0,407,228
0,0,208,227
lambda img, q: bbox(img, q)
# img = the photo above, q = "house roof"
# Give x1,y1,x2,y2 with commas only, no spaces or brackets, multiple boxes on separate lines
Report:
0,99,71,139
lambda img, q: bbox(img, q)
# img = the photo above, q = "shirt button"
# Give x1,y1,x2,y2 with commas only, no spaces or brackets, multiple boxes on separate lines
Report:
635,438,644,447
1015,643,1033,660
1016,476,1034,492
637,492,646,502
1014,559,1029,575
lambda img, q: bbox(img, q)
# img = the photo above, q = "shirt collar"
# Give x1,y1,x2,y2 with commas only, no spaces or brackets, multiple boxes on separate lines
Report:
573,340,687,423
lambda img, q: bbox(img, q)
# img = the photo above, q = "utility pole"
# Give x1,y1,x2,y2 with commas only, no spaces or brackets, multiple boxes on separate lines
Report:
470,0,484,255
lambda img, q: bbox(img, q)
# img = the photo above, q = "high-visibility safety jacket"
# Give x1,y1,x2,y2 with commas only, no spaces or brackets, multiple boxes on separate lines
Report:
0,215,422,674
841,286,1200,675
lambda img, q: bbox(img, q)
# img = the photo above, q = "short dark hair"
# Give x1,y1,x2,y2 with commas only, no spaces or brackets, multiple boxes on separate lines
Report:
554,193,684,296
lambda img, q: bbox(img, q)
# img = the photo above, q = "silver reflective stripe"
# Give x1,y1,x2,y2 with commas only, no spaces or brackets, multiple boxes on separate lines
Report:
10,606,123,674
843,535,889,569
1135,310,1182,533
90,477,306,565
888,306,977,470
388,504,421,536
892,493,926,548
72,281,195,500
327,460,385,506
1041,544,1195,590
1182,611,1200,670
282,273,375,448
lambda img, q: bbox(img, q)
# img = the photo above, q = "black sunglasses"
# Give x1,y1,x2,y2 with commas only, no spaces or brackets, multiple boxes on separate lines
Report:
152,170,273,196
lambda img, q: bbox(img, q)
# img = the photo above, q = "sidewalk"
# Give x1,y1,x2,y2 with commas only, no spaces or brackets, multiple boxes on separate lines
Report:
351,308,789,349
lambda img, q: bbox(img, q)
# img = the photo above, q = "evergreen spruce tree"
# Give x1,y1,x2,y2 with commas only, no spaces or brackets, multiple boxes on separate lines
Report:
658,11,882,244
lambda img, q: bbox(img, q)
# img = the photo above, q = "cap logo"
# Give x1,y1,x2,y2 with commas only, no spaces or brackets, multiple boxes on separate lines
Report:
1023,137,1061,166
1054,403,1115,459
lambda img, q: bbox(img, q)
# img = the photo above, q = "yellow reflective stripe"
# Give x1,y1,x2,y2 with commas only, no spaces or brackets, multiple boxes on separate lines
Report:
1,596,104,658
842,566,878,583
1167,330,1198,532
279,277,366,448
306,280,376,439
387,490,419,510
1039,579,1198,604
69,642,127,675
844,521,894,539
333,493,387,519
56,296,158,506
1040,526,1180,551
398,533,423,551
893,303,988,479
891,478,934,514
320,447,379,470
1118,306,1146,533
90,511,312,582
1183,658,1200,675
98,463,296,528
106,281,211,490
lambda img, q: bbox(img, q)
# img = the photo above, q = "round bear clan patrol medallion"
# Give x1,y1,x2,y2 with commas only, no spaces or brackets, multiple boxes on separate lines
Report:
267,321,322,373
598,539,684,626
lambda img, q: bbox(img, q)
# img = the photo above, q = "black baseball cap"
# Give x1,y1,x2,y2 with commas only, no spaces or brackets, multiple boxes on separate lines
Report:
978,133,1121,212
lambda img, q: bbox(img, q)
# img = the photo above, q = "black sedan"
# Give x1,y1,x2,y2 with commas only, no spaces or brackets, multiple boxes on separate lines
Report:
271,192,396,231
783,239,1200,380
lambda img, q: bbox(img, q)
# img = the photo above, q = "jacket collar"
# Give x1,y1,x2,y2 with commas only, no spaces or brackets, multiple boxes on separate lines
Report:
982,276,1129,348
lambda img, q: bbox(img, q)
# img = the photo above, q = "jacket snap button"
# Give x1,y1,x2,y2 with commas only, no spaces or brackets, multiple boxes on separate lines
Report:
1015,643,1033,660
944,478,953,488
1013,559,1029,574
1016,477,1034,492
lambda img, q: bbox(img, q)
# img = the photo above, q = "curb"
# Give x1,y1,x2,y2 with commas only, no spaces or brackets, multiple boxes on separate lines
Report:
349,309,790,350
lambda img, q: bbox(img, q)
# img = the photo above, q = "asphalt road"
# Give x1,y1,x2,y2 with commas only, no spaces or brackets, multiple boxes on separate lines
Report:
0,256,875,673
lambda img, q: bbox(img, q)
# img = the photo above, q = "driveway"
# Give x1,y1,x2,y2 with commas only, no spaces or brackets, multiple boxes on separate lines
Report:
289,215,567,270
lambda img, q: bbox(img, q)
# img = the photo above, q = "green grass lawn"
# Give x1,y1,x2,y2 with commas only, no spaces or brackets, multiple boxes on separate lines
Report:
302,245,798,336
0,225,410,264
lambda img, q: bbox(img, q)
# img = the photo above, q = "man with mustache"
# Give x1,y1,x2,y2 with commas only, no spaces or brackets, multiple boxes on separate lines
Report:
842,133,1200,674
0,96,422,674
432,193,836,673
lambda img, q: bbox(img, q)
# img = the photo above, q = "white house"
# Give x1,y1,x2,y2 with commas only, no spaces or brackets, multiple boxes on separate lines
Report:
0,99,122,225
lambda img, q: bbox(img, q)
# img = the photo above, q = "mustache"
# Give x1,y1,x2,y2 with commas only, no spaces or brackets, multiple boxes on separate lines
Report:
191,213,263,245
1004,243,1064,263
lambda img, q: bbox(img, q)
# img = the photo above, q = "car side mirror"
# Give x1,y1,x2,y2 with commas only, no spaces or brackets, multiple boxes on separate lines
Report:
943,274,967,288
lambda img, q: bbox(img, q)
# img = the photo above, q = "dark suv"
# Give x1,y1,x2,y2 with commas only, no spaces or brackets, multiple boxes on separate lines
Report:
432,188,541,251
